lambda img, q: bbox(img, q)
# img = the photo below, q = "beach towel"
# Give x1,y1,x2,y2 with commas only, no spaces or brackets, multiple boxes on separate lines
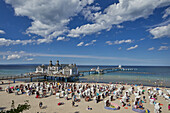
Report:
132,107,146,113
104,106,119,110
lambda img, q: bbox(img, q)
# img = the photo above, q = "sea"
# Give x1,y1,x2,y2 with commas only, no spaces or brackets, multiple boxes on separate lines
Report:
0,65,170,87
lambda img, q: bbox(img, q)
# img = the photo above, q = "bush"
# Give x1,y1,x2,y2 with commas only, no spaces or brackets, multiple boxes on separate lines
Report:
1,100,31,113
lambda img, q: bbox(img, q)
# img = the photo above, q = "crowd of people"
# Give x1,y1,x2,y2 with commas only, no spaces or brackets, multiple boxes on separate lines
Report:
2,81,170,113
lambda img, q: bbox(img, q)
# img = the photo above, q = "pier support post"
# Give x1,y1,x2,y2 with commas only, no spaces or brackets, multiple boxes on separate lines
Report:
30,77,32,82
13,79,15,83
44,75,46,80
65,78,67,82
89,71,90,75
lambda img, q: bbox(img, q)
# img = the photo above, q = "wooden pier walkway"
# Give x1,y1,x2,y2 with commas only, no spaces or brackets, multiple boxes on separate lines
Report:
0,67,136,83
0,72,79,83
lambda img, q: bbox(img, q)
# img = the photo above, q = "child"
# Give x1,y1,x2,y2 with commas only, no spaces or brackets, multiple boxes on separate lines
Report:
87,106,92,110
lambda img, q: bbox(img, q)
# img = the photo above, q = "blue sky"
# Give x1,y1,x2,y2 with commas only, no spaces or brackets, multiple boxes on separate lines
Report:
0,0,170,66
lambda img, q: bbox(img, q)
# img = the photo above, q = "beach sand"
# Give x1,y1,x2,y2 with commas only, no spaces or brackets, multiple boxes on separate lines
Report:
0,80,169,113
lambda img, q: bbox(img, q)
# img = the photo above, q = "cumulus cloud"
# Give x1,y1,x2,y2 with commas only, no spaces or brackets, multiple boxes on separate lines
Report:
127,45,138,50
149,24,170,39
85,40,96,46
158,46,168,50
105,41,112,45
117,25,124,28
114,39,133,44
68,0,170,37
77,42,84,46
26,58,34,61
140,38,145,41
3,55,6,60
162,7,170,18
5,0,94,42
0,51,34,61
56,36,70,41
57,37,65,41
81,5,101,21
118,47,122,50
7,54,21,60
0,38,35,46
148,47,154,51
106,39,133,45
0,30,5,34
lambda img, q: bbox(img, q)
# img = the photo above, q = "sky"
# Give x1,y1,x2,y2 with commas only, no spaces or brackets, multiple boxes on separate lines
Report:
0,0,170,66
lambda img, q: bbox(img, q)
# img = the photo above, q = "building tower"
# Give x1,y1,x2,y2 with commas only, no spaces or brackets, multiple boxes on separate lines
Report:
49,60,53,67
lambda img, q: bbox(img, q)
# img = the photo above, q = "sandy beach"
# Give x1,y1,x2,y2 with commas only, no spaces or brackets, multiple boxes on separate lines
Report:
0,80,169,113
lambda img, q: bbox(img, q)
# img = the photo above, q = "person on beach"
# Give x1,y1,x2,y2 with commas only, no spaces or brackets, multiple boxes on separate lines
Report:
36,91,40,98
143,96,146,103
87,106,92,110
72,101,75,107
39,102,43,109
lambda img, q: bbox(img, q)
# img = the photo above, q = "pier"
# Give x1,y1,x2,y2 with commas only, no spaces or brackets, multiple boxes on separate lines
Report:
0,73,79,83
78,67,136,76
0,66,136,83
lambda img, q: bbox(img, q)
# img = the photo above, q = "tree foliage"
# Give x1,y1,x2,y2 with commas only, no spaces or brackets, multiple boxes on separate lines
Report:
1,100,31,113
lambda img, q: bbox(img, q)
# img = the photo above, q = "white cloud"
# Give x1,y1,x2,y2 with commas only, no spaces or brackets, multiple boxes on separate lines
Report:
85,40,96,46
7,54,21,60
162,42,168,44
106,39,133,45
3,55,6,60
0,51,159,63
140,38,145,41
149,24,170,39
81,5,101,21
127,45,138,50
118,47,122,50
5,0,94,42
0,30,5,34
114,39,133,44
26,58,34,61
68,0,170,37
117,25,124,28
163,7,170,18
105,41,112,45
77,42,84,46
37,38,52,44
56,36,70,41
158,46,168,50
57,37,65,41
148,47,154,51
0,38,35,46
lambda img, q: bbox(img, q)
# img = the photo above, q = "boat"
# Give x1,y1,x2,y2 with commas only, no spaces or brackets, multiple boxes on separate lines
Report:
90,68,96,71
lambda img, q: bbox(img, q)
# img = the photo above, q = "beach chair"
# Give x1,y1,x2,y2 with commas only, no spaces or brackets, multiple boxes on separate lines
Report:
56,93,60,99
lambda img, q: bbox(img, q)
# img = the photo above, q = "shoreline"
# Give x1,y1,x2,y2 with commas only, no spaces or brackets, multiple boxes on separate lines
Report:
1,79,170,88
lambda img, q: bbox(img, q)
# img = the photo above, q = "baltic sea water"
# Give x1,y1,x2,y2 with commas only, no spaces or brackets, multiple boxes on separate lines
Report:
0,65,170,87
